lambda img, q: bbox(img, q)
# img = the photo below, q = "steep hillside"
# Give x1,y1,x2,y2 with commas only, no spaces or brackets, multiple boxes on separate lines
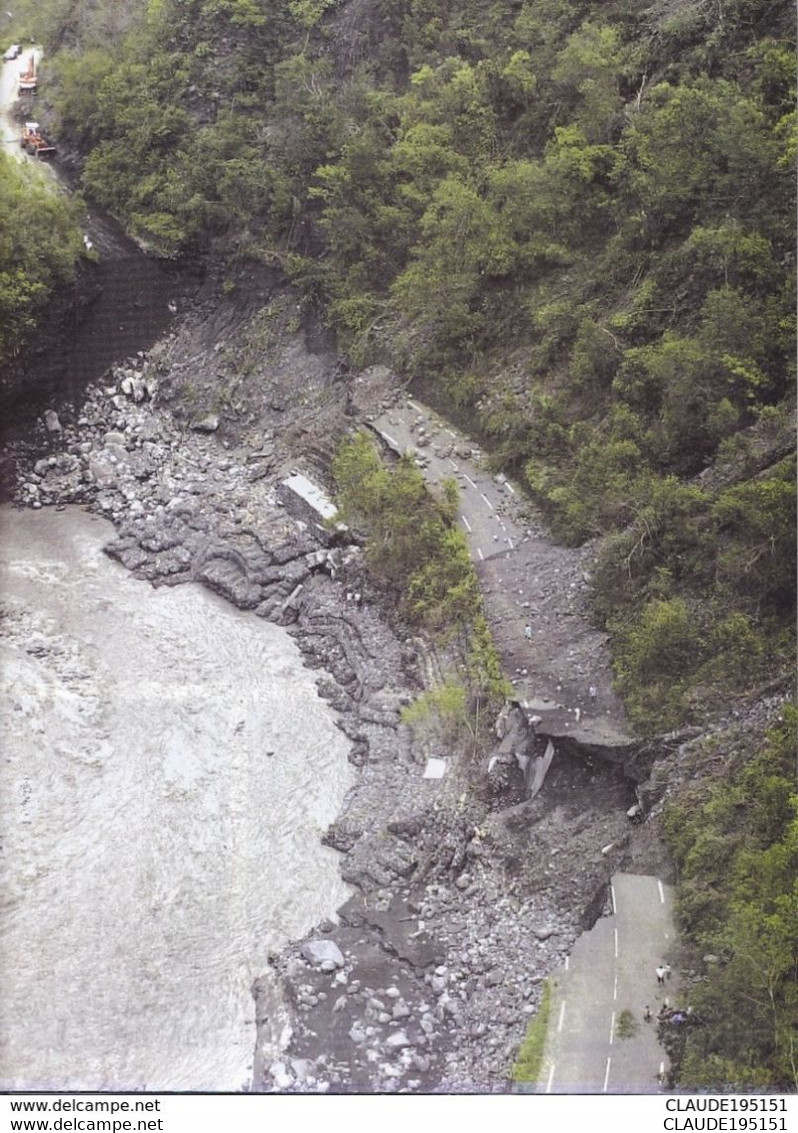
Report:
24,0,793,731
4,0,796,1090
0,151,84,371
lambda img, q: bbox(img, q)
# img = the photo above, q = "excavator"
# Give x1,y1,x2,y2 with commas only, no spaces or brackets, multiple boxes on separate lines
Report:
18,53,36,93
20,122,55,158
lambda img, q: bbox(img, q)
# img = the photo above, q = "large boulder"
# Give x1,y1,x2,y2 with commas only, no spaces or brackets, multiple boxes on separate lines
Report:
300,939,345,969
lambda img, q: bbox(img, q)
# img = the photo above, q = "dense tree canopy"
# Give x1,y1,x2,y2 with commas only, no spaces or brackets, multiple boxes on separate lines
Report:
0,153,84,365
9,0,791,729
664,708,798,1090
3,0,795,1087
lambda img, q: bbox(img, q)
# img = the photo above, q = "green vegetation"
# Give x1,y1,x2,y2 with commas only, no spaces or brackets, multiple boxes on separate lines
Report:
13,0,790,734
333,431,481,629
615,1008,638,1040
2,0,793,1093
401,679,469,729
0,152,84,366
334,431,508,711
663,706,798,1090
511,978,551,1085
400,678,476,750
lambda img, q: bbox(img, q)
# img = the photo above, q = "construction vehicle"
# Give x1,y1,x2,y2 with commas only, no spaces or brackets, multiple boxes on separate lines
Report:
18,53,36,93
20,122,55,158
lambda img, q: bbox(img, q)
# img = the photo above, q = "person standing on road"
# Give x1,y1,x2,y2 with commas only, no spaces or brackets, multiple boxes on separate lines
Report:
656,965,667,986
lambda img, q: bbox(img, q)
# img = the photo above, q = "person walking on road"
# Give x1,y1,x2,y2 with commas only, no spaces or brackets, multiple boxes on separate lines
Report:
644,1005,653,1022
656,965,667,986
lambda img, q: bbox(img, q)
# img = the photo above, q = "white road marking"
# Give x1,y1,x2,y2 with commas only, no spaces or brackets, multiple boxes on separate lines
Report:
407,400,422,413
564,955,569,971
505,481,515,494
658,880,665,904
614,928,619,958
464,474,477,489
508,538,514,550
558,1001,566,1032
609,1011,615,1045
461,515,472,533
380,431,400,449
603,1057,612,1093
613,973,618,1001
546,1064,556,1093
446,428,456,438
480,492,494,510
611,884,616,914
449,459,459,471
477,548,484,561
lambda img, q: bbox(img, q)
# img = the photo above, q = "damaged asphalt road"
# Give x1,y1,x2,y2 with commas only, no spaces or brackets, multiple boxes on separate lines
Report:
3,304,671,1093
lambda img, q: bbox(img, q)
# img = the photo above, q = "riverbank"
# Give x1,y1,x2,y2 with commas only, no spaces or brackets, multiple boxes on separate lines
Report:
2,0,793,1088
1,283,680,1091
0,504,353,1091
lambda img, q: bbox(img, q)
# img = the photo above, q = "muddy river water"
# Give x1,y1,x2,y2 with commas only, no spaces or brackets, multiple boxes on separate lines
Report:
0,505,353,1090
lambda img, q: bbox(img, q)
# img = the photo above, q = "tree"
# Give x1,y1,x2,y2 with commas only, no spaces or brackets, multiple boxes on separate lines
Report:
666,709,798,1090
551,21,626,143
712,459,796,615
0,152,83,365
620,78,787,242
391,174,513,355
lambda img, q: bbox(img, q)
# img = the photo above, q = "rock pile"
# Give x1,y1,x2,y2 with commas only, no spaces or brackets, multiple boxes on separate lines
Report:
5,350,637,1094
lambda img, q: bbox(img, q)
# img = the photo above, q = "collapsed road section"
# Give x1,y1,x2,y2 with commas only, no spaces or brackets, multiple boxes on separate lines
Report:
371,397,636,753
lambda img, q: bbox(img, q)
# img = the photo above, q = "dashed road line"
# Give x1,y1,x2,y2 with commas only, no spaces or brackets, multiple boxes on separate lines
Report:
613,973,618,1001
614,928,619,958
463,473,477,490
611,884,617,914
449,459,459,471
658,880,665,904
546,1064,556,1093
505,481,515,495
446,428,456,438
564,955,569,971
477,548,484,561
380,431,400,449
507,537,514,550
407,399,422,413
480,492,494,510
558,1001,566,1033
609,1011,616,1045
461,515,472,533
603,1057,612,1093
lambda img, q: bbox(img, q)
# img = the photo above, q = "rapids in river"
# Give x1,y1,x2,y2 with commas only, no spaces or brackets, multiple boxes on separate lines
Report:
0,505,353,1091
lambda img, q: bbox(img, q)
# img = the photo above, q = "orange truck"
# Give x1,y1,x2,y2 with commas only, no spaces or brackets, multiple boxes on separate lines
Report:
18,53,37,93
20,122,55,157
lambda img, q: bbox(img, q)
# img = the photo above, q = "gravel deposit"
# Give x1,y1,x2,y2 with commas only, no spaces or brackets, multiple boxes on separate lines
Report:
2,328,666,1093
